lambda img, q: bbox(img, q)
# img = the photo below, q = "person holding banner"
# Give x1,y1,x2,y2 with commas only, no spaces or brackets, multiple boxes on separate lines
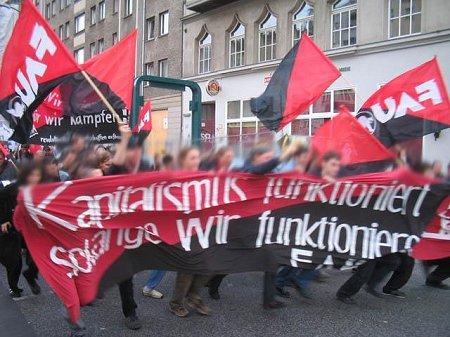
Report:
169,146,212,318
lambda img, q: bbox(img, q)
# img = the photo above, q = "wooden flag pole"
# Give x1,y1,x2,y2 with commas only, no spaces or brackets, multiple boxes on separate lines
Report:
80,70,123,124
8,158,19,172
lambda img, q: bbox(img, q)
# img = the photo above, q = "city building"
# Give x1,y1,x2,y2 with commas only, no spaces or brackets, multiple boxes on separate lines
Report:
35,0,184,155
181,0,450,165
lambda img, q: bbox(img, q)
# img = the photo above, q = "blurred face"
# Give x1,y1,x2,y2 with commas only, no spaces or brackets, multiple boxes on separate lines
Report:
433,161,442,174
253,151,274,166
322,158,341,178
44,162,59,178
181,149,200,172
218,150,234,170
34,150,45,161
125,147,142,172
72,137,85,152
295,152,309,173
87,168,104,178
423,168,435,179
99,157,112,173
27,169,42,186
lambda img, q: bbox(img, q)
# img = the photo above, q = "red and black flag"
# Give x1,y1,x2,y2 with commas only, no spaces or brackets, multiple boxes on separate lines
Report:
312,107,395,175
251,34,341,131
29,30,137,144
0,0,80,142
356,58,450,148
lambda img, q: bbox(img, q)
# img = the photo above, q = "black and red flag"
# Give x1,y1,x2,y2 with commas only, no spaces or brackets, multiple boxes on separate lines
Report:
29,30,137,144
356,57,450,148
0,0,80,142
251,34,341,131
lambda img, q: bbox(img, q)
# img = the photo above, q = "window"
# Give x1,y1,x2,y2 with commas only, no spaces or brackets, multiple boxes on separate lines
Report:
45,3,50,19
159,11,169,36
226,100,273,154
293,2,314,45
112,32,118,45
331,0,357,48
75,13,85,34
51,0,56,16
64,21,70,38
58,25,64,39
124,0,133,17
146,17,155,40
229,23,245,68
74,48,85,64
259,12,277,62
99,1,106,21
113,0,119,14
90,6,96,25
59,0,64,11
291,88,355,136
98,38,104,53
389,0,421,38
143,62,154,86
198,32,211,74
89,42,96,57
158,59,168,77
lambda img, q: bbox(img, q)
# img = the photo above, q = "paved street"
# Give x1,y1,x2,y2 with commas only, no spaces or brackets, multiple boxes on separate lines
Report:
0,266,448,337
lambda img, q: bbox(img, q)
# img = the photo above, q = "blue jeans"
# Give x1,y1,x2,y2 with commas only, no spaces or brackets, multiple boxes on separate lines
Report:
276,266,316,289
145,270,166,289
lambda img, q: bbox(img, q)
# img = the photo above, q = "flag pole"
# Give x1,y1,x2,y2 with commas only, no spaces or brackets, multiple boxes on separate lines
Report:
80,70,124,124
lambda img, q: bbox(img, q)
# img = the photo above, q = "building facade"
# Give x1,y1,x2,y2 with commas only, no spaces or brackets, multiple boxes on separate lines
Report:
35,0,184,155
181,0,450,166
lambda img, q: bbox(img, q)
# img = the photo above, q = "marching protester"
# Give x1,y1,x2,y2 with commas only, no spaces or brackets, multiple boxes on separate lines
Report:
0,162,43,298
0,147,17,181
169,146,212,317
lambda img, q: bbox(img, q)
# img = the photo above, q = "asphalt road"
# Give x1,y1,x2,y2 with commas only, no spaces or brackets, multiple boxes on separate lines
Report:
0,266,449,337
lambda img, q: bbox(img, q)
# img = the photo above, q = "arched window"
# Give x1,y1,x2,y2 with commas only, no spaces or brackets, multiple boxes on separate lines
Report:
259,12,277,62
198,32,211,74
331,0,357,48
293,2,314,45
229,22,245,68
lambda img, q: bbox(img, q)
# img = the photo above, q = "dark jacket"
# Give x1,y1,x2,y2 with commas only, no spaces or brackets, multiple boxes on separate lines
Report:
0,181,19,228
236,158,280,175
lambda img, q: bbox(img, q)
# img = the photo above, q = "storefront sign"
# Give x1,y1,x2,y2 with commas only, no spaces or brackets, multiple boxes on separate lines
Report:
206,79,221,96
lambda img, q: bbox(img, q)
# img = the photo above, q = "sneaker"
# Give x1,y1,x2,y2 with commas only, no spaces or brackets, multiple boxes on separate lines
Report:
124,313,142,330
365,286,388,298
383,289,406,298
186,297,211,316
336,295,356,305
169,304,189,317
426,280,450,290
142,286,163,299
263,300,285,310
23,271,41,295
275,287,291,298
9,288,22,299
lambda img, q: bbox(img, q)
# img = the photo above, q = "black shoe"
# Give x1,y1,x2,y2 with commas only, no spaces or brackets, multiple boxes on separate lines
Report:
275,287,290,298
294,285,313,299
263,300,285,310
124,313,142,330
336,295,356,305
209,289,220,300
365,287,387,298
9,288,22,299
23,271,41,295
426,281,450,290
70,328,87,337
383,289,406,298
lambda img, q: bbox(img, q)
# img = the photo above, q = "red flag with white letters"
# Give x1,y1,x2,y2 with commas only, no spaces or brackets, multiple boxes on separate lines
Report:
132,101,152,133
0,0,80,142
356,58,450,148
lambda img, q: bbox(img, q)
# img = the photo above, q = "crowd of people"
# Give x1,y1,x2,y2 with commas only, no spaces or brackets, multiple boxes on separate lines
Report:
0,125,449,337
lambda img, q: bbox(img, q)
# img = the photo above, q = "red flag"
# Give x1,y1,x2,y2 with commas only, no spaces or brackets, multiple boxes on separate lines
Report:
251,34,341,131
312,107,394,165
356,58,450,147
0,0,80,142
81,30,137,110
132,101,152,133
32,87,64,129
